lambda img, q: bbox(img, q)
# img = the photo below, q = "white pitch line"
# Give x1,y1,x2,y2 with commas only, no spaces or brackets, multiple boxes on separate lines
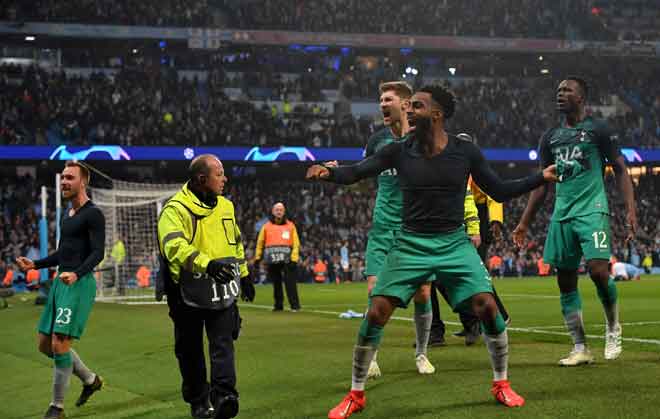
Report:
237,303,660,346
522,325,567,330
117,301,166,305
506,326,660,346
529,321,660,330
96,295,155,301
499,293,558,299
108,301,660,346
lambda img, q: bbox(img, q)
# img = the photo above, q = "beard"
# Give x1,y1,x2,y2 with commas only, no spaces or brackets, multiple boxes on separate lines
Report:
412,117,433,152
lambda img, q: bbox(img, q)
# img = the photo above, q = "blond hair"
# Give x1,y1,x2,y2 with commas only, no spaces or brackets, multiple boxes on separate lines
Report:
378,81,413,99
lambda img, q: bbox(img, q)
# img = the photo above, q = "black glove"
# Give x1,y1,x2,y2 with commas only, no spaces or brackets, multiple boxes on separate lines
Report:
240,274,256,302
206,260,236,284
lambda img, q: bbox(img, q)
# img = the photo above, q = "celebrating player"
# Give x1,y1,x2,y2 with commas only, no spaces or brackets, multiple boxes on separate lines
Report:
359,81,435,377
16,161,105,419
307,85,558,418
512,76,637,365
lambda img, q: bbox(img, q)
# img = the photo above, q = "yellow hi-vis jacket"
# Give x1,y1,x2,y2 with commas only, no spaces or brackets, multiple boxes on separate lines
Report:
469,177,504,224
157,182,248,284
464,185,480,236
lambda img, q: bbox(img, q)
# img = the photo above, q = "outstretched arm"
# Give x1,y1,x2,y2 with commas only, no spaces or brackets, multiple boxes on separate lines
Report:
468,143,556,202
306,141,399,184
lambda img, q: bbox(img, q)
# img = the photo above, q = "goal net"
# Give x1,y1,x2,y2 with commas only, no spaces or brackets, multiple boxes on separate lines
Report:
89,180,180,301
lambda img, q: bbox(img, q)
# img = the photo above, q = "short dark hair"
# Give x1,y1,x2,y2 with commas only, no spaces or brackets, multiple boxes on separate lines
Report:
65,161,90,185
565,75,588,100
419,85,455,119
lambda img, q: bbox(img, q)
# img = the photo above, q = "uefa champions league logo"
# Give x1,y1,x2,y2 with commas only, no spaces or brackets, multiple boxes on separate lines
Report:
620,148,643,163
243,146,316,162
49,145,131,161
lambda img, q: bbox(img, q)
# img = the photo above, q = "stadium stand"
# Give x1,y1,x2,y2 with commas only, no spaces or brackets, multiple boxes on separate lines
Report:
2,173,659,287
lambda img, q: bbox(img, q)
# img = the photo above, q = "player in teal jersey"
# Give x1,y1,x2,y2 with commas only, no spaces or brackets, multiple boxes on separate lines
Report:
513,76,637,365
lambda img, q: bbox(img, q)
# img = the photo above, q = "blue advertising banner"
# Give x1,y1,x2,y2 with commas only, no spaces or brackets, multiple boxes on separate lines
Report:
0,145,657,163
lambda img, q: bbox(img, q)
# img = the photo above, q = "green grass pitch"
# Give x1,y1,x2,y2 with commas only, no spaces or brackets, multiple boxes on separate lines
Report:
2,276,659,419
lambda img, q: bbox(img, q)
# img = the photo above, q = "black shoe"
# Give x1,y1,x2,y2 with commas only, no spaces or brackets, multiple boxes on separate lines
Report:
44,405,65,419
191,400,214,419
465,332,480,346
429,335,447,347
76,375,103,407
272,307,283,312
411,334,446,348
464,324,481,346
214,394,239,419
453,329,467,337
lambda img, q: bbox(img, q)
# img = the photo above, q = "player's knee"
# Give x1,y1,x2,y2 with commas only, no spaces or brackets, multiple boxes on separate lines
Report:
557,269,579,293
588,262,610,281
366,307,386,326
472,293,496,320
51,334,72,355
413,285,431,303
366,297,393,326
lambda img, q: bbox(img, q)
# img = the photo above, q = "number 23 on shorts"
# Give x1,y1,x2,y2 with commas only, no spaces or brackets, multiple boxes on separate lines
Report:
56,307,72,325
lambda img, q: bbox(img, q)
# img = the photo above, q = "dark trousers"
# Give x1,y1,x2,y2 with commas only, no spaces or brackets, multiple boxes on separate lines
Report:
429,281,445,337
168,292,239,406
430,280,481,337
268,263,300,310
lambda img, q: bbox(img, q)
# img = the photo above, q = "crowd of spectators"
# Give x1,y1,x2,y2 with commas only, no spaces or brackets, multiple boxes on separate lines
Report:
229,0,614,41
2,60,659,149
2,0,624,41
1,171,659,288
0,64,365,148
1,0,213,27
0,174,56,288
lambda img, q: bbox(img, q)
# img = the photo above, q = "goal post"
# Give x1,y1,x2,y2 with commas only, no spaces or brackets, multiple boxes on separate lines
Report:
89,179,180,300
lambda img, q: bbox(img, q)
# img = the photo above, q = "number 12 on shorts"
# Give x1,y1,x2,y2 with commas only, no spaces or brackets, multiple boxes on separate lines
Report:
592,231,608,249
